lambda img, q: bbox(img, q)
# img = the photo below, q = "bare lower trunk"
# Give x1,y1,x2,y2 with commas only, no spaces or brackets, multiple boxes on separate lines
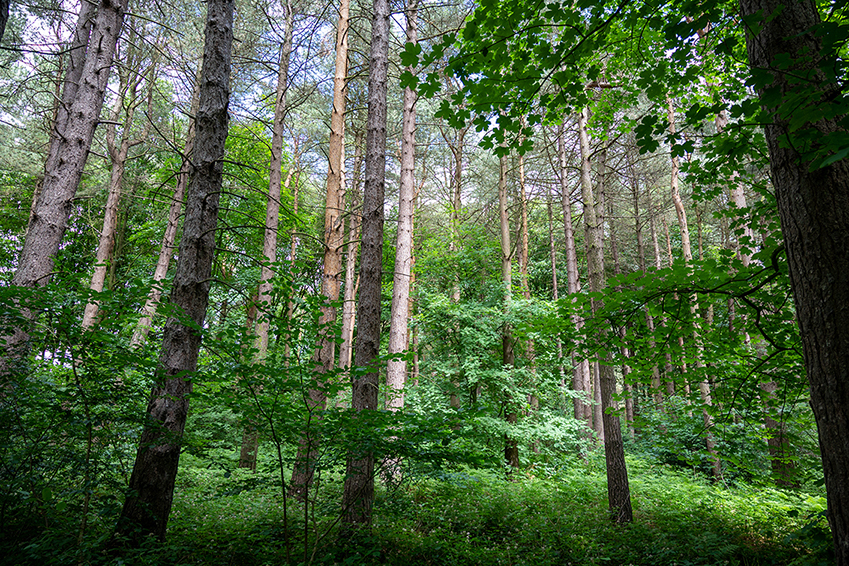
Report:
498,153,519,471
667,95,720,479
339,127,364,375
558,121,590,426
84,52,152,329
341,0,390,529
386,0,417,415
579,105,631,523
114,0,232,543
290,0,344,495
741,4,849,559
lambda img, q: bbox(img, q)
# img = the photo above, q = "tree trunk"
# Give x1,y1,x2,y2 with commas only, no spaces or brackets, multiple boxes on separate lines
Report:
290,0,344,495
386,0,417,416
579,105,632,523
559,120,591,426
499,153,519,471
4,0,127,370
114,0,232,543
741,2,849,560
341,0,390,529
83,46,153,329
339,127,363,374
667,95,720,479
238,0,295,473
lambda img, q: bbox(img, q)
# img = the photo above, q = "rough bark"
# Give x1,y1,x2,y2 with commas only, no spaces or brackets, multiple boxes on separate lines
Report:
4,0,126,370
341,0,389,529
386,0,417,415
740,2,849,560
290,0,343,494
114,0,232,543
579,106,632,523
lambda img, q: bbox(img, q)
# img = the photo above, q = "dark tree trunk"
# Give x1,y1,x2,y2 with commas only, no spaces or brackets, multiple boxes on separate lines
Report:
341,0,390,530
740,1,849,562
114,0,233,544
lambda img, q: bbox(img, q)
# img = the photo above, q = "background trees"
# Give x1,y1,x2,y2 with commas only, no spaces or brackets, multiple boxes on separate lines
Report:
0,0,844,563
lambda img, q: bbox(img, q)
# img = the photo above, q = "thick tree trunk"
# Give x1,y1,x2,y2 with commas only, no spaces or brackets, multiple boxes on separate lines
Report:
4,0,126,369
341,0,390,529
740,2,849,561
579,106,632,523
114,0,232,543
290,0,344,495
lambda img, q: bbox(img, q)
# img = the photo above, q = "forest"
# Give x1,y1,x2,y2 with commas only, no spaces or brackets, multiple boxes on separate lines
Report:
0,0,847,564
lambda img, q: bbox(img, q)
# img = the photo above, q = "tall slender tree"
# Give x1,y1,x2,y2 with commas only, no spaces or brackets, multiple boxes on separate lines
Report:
579,105,632,523
341,0,390,529
290,0,347,495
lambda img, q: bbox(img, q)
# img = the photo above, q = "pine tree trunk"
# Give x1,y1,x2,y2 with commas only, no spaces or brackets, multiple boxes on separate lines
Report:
290,0,344,495
667,95,720,479
579,105,631,523
741,2,849,560
499,153,519,471
339,128,363,375
341,0,390,529
386,0,417,416
132,63,202,347
4,0,127,371
559,121,591,426
83,51,152,329
114,0,233,543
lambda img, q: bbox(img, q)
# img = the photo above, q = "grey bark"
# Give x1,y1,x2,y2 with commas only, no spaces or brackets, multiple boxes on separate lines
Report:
740,1,849,560
341,0,390,529
579,106,632,523
114,0,232,542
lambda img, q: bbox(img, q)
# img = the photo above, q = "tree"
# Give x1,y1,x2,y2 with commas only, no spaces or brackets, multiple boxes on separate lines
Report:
386,0,418,424
740,1,849,562
341,0,390,529
290,0,345,495
114,0,233,542
579,105,632,523
3,0,127,370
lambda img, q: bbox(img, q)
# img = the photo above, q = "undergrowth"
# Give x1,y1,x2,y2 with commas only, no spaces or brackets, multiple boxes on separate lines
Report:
4,454,828,566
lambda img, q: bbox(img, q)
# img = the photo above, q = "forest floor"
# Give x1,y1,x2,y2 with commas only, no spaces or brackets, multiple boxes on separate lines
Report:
3,454,831,565
119,456,830,566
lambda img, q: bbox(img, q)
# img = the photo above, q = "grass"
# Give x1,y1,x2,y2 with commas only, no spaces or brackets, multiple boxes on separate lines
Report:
148,455,830,566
